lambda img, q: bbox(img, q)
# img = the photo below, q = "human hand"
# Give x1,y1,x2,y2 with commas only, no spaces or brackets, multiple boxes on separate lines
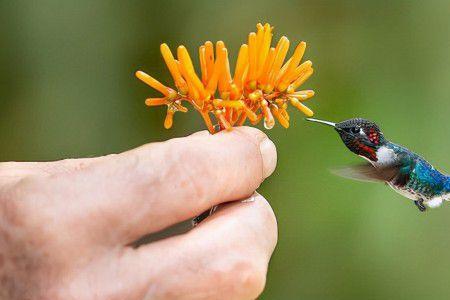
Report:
0,127,278,300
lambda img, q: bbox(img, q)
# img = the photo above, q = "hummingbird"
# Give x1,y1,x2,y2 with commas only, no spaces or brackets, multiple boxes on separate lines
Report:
306,117,450,212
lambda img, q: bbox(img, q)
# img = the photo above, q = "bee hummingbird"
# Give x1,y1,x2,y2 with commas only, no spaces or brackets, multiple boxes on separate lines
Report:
306,117,450,212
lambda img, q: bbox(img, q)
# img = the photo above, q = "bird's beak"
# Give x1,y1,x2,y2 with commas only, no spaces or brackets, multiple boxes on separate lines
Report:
305,118,336,128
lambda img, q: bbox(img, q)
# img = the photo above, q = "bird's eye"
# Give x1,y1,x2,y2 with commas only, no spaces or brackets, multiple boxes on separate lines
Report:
350,127,359,134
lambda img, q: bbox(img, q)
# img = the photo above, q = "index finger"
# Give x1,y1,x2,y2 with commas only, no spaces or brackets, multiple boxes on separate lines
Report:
33,127,277,243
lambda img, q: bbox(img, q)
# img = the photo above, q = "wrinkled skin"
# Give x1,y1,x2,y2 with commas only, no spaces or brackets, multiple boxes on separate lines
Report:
0,127,278,300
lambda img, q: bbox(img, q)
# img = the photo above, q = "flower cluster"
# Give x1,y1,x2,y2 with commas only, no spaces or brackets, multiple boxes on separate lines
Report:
136,23,315,133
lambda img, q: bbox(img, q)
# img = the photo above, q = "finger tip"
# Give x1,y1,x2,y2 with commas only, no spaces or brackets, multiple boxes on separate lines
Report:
223,127,277,179
204,193,278,251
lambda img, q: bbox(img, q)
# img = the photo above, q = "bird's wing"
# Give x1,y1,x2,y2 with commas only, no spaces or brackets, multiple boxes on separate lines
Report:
331,163,400,183
332,152,416,185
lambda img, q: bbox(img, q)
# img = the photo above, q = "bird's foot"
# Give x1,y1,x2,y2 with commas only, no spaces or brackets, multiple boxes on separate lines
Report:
414,199,426,212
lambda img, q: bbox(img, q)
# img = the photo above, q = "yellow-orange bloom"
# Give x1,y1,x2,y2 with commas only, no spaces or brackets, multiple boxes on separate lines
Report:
136,23,316,133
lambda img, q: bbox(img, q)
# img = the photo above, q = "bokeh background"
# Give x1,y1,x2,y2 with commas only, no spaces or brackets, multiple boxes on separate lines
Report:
1,1,450,299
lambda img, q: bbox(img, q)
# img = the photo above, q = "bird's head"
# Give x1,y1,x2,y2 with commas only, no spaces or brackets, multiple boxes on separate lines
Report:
306,117,386,162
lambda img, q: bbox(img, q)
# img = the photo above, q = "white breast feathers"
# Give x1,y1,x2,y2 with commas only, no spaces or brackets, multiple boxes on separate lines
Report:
375,146,397,167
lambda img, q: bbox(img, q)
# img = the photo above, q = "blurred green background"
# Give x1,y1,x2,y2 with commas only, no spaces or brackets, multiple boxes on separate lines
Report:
1,1,450,299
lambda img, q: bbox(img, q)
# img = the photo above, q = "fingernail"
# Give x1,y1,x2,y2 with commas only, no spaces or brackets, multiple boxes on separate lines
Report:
259,137,277,178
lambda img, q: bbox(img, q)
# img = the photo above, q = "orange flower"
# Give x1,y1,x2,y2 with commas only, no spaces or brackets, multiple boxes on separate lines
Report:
136,23,316,133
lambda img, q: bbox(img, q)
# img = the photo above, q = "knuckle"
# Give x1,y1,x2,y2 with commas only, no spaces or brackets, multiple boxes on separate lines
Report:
163,138,215,203
52,158,90,173
0,177,36,226
0,162,39,184
0,175,57,240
